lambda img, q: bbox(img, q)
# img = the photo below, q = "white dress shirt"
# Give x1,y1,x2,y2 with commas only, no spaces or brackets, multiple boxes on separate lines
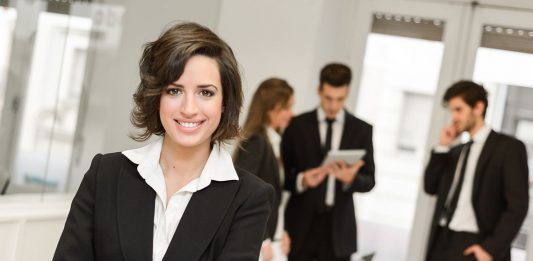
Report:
296,107,345,207
435,124,491,233
266,127,284,188
265,127,291,259
122,137,239,261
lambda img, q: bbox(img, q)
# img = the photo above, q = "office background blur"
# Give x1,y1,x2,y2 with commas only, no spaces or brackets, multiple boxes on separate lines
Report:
1,0,533,260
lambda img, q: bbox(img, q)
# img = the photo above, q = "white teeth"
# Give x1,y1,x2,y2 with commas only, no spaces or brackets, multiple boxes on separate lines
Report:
178,121,201,128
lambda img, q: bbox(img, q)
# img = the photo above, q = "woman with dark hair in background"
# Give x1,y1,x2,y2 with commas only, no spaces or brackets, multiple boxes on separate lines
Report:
53,22,274,261
234,78,294,260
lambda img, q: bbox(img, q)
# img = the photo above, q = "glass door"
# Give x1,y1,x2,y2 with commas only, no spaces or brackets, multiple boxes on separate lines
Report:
0,1,93,196
0,5,17,122
350,1,466,260
0,4,17,191
462,7,533,261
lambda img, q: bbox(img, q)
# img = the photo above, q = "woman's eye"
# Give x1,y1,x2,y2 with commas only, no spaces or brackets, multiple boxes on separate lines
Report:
167,88,182,95
200,90,215,97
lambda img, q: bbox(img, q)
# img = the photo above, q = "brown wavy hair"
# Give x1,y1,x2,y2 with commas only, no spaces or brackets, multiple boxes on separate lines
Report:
242,78,294,137
130,22,243,143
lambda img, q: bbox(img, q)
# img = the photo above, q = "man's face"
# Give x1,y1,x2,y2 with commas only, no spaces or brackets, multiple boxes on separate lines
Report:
318,83,349,119
447,96,483,133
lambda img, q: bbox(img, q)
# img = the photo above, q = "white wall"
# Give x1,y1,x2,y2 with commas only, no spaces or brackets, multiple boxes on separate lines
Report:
217,0,360,119
217,0,323,117
0,194,72,261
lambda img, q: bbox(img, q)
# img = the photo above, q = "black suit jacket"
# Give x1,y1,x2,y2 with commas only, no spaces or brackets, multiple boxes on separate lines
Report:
424,130,529,261
234,132,282,239
281,109,375,257
53,152,274,261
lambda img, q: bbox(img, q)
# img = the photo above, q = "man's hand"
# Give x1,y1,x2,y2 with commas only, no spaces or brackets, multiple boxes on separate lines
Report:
327,160,365,185
261,241,273,261
464,244,492,261
439,125,457,146
281,230,291,256
302,166,328,188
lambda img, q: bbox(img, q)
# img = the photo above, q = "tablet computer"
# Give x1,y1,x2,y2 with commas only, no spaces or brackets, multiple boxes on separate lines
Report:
322,149,366,166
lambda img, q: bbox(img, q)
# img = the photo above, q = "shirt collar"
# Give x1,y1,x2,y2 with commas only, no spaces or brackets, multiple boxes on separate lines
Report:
317,106,345,123
122,137,163,180
266,127,281,145
122,137,239,193
471,124,492,144
194,143,239,191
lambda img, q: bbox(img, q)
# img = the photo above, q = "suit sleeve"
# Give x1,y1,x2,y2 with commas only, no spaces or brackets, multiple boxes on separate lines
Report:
217,182,275,260
234,135,277,240
481,140,529,259
53,154,101,261
234,136,265,180
346,125,375,193
424,150,451,195
281,122,299,193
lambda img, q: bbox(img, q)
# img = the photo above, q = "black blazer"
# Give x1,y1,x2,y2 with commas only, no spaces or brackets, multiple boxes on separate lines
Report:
424,131,529,261
234,132,282,239
281,109,375,257
53,152,274,261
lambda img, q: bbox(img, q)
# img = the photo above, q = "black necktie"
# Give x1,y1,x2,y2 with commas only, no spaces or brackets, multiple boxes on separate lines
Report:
440,141,473,226
324,118,335,153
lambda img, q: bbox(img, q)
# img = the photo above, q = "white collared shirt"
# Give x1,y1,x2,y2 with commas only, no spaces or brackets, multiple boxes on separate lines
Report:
265,126,289,243
296,107,345,207
448,124,492,232
266,126,284,187
122,137,239,261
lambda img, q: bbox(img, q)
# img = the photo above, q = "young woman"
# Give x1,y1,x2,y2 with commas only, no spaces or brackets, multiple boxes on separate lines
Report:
53,22,274,261
234,78,294,260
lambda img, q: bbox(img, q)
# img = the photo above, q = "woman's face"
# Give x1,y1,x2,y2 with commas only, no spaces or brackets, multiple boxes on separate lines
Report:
159,55,223,150
267,95,294,130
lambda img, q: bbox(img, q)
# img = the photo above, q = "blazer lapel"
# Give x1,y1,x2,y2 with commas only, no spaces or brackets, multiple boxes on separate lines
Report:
117,160,155,261
163,180,240,261
265,135,282,191
339,110,355,150
472,131,497,205
309,110,325,159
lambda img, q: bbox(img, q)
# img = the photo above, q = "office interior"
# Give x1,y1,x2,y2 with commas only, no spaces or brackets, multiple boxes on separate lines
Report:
1,0,533,260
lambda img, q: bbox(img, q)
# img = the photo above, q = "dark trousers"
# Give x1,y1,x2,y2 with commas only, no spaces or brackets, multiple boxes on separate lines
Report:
427,227,480,261
288,209,350,261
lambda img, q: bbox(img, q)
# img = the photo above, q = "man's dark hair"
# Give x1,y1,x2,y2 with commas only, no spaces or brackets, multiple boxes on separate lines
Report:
443,80,488,118
319,63,351,89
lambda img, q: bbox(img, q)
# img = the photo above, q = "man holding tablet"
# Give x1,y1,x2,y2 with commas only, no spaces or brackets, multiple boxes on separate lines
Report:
281,63,375,261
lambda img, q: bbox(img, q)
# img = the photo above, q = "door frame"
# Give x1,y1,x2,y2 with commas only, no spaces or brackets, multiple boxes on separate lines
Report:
463,6,533,260
350,1,533,260
348,1,472,260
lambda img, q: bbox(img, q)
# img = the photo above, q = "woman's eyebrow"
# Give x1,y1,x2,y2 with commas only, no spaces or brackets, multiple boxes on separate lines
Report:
198,84,219,90
169,83,219,90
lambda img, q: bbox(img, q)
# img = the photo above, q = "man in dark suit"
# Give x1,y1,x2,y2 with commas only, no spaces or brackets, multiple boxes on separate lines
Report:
281,63,375,261
424,80,529,261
